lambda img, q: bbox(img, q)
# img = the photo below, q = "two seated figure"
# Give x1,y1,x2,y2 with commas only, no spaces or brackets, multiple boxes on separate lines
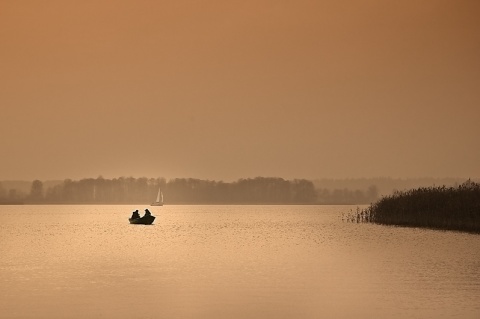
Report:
131,209,151,219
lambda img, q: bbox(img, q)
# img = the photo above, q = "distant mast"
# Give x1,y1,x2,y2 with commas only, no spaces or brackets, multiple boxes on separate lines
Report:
93,185,96,202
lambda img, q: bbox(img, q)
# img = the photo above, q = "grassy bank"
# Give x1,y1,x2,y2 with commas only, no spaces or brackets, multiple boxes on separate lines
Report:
347,180,480,233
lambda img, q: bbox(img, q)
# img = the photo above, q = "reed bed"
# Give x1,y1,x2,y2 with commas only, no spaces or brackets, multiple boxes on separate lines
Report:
347,180,480,233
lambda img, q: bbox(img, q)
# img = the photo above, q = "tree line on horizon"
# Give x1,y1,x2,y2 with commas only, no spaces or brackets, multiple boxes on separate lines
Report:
0,177,379,205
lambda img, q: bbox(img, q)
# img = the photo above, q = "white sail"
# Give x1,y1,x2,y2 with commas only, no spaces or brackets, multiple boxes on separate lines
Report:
152,188,163,206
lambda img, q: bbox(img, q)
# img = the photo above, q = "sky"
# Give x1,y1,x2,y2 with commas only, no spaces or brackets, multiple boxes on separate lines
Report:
1,0,479,181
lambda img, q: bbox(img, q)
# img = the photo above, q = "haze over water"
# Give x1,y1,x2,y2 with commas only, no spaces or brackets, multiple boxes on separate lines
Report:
1,205,479,319
2,1,479,318
1,0,479,181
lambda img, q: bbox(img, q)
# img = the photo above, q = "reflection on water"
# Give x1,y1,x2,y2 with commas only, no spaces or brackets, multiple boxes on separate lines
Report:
0,205,479,319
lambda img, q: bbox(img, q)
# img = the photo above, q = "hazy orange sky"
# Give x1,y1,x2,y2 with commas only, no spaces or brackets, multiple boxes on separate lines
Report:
1,0,479,181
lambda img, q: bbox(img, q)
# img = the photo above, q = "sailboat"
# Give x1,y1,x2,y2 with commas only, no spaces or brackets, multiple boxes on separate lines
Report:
151,188,164,206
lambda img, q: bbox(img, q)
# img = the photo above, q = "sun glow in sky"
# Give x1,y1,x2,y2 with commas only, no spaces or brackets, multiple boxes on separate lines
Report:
1,0,479,181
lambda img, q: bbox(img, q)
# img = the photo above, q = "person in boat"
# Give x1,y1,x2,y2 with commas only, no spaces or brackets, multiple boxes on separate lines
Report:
131,210,140,219
144,209,152,217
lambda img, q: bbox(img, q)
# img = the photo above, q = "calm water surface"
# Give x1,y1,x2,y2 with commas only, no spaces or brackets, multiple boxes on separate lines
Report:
0,205,479,319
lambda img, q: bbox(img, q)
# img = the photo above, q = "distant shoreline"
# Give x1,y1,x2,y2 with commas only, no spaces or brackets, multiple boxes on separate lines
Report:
0,202,358,206
3,177,479,207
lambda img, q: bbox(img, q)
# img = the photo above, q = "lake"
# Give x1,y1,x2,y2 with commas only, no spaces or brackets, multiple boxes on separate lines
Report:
1,205,479,318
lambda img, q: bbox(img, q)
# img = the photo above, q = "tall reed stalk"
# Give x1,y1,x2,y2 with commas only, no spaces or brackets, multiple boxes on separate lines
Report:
350,180,480,233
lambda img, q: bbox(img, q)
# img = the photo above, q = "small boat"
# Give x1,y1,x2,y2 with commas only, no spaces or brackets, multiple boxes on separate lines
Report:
129,214,156,225
151,188,164,206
